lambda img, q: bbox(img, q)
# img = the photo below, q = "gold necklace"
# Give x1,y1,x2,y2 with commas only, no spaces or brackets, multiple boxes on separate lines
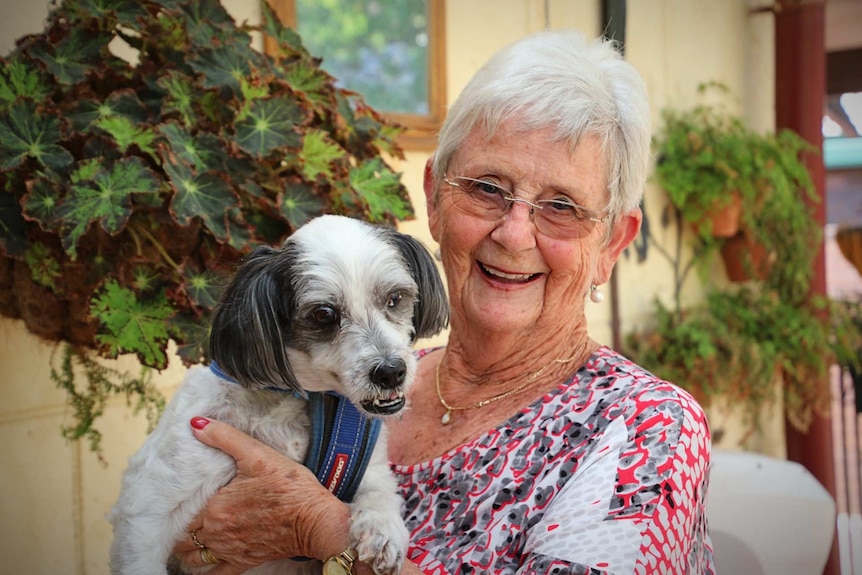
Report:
435,344,587,425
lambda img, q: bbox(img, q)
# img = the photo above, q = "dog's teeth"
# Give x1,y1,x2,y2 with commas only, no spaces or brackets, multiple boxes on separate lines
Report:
373,392,404,407
362,392,406,415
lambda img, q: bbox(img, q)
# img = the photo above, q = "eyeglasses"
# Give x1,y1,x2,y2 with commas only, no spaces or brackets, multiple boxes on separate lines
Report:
442,176,611,239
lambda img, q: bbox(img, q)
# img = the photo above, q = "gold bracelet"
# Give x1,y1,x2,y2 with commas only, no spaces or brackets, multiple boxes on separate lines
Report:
322,548,357,575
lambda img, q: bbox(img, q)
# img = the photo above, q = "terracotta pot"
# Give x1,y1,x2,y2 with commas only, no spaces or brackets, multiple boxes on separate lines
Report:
692,191,743,238
836,226,862,277
721,232,773,282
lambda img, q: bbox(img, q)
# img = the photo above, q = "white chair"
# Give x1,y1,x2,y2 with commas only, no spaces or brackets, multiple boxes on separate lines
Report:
706,449,836,575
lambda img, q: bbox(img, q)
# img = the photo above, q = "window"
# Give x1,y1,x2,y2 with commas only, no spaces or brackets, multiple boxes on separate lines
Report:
266,0,446,151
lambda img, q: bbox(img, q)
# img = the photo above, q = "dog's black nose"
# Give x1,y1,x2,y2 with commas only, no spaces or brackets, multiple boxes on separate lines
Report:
370,359,407,389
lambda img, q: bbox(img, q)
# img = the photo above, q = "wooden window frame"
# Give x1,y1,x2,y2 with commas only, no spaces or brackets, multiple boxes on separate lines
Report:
265,0,446,151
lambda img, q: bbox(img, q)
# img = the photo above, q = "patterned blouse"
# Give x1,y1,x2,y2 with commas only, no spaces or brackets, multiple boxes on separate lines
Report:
393,346,715,574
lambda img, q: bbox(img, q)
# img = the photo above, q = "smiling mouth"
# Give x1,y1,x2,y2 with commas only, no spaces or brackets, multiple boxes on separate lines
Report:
479,262,541,283
360,391,406,415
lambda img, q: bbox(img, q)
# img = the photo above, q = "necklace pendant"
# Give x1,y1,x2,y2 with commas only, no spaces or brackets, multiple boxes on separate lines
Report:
441,409,452,425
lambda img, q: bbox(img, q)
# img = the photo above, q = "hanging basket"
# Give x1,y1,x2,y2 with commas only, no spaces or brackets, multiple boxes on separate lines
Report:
61,260,100,347
692,191,743,238
0,257,19,320
721,231,774,282
12,259,65,341
836,226,862,277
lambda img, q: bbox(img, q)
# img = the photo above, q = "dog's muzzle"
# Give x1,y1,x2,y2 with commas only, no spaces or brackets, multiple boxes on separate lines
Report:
361,359,408,415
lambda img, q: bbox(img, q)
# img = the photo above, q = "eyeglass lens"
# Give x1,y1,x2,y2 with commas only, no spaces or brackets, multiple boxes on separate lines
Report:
444,177,605,239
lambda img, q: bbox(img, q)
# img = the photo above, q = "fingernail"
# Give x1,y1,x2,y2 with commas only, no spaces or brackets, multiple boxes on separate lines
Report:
190,417,210,430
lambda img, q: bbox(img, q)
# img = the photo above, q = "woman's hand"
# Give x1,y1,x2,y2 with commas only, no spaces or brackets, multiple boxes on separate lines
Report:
172,417,351,574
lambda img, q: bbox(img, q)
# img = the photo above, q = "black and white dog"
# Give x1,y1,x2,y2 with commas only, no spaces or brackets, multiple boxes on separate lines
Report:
108,215,449,575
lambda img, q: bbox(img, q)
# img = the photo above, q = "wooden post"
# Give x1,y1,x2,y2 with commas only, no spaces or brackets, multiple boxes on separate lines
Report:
774,2,840,574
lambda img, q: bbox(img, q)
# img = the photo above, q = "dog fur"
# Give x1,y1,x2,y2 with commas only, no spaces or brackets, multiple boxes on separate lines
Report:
107,215,449,575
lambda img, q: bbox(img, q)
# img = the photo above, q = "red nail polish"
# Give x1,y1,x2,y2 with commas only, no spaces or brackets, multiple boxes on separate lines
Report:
190,417,210,430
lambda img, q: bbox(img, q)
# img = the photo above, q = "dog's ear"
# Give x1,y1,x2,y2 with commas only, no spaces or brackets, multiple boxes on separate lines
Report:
387,231,450,340
208,245,301,392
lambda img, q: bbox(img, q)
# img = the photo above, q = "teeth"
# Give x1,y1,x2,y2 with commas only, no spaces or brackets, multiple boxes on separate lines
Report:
481,263,533,280
373,392,404,407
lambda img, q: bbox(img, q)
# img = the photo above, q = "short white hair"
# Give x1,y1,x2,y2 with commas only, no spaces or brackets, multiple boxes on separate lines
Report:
431,30,651,216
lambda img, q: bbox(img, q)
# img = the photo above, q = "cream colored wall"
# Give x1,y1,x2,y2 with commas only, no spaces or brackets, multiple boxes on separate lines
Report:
0,1,779,573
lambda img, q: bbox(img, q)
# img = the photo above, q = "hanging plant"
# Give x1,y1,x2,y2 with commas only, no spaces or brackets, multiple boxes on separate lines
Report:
628,84,862,441
0,0,411,456
653,82,759,242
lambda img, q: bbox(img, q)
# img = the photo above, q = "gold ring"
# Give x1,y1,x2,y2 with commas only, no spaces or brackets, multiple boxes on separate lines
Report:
199,546,221,565
190,529,221,565
190,529,205,550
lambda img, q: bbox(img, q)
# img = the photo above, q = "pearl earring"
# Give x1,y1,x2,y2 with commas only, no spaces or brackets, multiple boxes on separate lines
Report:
589,283,604,303
434,248,442,262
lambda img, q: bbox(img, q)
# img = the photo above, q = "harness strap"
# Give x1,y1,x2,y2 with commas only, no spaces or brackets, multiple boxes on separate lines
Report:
304,392,382,503
208,362,381,502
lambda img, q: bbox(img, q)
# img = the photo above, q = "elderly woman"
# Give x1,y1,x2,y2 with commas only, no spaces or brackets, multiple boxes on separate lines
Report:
174,30,714,574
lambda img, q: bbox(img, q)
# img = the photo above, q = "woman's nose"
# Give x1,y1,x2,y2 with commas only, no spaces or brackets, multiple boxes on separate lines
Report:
491,201,539,249
507,196,542,214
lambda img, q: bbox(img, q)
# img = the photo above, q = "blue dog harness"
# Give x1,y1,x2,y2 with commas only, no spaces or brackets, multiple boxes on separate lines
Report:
208,362,382,503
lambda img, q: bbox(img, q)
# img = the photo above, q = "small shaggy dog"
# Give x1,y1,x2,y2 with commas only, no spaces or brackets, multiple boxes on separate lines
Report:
108,215,449,575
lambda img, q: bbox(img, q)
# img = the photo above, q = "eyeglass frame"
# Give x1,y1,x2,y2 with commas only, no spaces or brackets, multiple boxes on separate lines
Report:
441,175,611,238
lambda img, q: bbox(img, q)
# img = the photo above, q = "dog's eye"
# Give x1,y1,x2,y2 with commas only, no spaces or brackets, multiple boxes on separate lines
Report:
386,292,403,308
311,306,339,326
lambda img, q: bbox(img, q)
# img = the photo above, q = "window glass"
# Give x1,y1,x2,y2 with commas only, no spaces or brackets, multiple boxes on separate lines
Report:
268,0,446,149
296,0,430,116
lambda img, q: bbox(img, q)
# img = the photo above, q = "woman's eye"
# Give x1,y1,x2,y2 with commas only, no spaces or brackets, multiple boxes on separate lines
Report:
544,199,587,219
311,306,338,325
387,292,403,308
546,199,577,212
474,180,505,196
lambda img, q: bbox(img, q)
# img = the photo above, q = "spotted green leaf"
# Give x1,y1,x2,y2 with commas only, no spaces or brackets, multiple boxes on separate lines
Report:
261,0,307,56
179,0,242,46
22,175,63,229
182,265,221,310
282,60,334,110
189,45,255,94
234,97,303,157
373,123,406,158
159,123,226,171
164,158,237,239
280,180,325,228
24,242,62,291
170,312,211,366
75,0,149,27
56,158,159,258
130,265,161,293
27,29,111,85
205,206,252,250
158,73,197,126
91,280,173,369
349,158,410,221
93,115,158,158
299,129,344,181
0,55,51,105
0,100,74,170
68,90,148,132
71,159,102,184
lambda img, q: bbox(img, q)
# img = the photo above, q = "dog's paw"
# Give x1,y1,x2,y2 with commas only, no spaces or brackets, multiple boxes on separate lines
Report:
349,507,409,575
